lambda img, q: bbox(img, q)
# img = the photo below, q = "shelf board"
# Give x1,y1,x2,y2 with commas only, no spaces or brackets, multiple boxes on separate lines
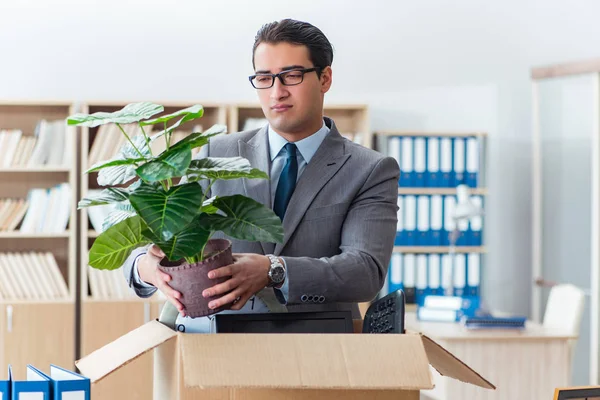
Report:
376,131,487,137
398,187,487,195
394,246,486,253
88,230,100,238
0,231,71,239
0,166,71,173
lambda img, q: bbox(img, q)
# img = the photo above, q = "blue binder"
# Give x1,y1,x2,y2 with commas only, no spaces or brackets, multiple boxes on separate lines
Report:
33,365,91,400
11,365,50,400
414,137,427,187
453,137,466,186
388,253,403,295
466,253,481,297
0,369,10,400
429,195,443,245
399,137,414,187
416,195,430,245
426,137,441,187
388,136,401,187
469,195,483,246
466,136,479,188
440,137,453,187
395,195,405,246
403,195,417,245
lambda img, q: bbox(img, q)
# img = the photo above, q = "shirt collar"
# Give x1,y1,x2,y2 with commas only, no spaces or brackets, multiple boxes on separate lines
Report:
268,120,330,163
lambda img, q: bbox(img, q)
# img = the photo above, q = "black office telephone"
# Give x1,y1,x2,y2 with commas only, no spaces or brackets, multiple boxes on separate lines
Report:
362,289,406,334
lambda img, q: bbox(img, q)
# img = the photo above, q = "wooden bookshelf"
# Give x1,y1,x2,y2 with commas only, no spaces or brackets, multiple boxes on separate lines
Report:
228,103,372,148
78,101,227,400
0,101,77,377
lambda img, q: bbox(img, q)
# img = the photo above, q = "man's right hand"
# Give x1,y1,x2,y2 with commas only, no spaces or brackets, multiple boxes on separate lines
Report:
138,244,186,316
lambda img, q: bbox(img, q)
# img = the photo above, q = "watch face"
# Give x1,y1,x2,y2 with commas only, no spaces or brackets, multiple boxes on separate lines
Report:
270,265,285,283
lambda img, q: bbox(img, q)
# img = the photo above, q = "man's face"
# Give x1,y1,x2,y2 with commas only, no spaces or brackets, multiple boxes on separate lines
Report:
252,42,332,137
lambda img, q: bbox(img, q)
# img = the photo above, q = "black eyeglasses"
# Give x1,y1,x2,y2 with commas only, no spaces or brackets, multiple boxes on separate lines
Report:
249,67,322,89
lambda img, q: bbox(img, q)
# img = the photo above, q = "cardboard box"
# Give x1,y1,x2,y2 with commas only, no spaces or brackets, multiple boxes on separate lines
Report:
75,319,495,400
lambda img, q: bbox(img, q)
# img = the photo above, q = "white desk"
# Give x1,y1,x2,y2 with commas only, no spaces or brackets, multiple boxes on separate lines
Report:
405,312,576,400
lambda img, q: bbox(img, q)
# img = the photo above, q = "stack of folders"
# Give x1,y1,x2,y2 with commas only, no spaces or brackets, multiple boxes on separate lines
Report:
416,295,481,323
387,253,481,305
395,194,483,246
387,135,481,188
0,365,90,400
462,314,527,330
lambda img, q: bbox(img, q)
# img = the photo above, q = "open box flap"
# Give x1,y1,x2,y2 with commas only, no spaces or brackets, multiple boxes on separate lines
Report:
75,320,177,383
421,334,495,389
180,333,434,390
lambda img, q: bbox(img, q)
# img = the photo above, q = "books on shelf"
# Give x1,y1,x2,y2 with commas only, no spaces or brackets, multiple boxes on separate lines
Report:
386,135,481,188
0,119,72,168
19,184,70,233
0,199,29,232
396,193,483,246
387,252,481,305
88,123,203,168
0,252,69,300
87,266,136,300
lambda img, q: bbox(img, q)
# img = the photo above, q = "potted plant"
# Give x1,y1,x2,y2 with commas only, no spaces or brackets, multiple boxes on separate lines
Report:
68,102,283,317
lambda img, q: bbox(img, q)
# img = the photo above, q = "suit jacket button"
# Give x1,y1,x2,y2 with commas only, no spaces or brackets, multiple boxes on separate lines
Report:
318,296,325,303
301,294,308,302
307,295,313,302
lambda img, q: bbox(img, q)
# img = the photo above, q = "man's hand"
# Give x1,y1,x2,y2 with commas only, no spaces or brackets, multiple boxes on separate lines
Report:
138,244,186,316
202,253,270,310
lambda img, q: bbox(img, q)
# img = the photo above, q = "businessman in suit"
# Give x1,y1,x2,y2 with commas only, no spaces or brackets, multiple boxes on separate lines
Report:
123,18,399,320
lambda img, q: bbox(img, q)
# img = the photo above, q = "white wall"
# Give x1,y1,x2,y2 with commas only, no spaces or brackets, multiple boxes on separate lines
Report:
1,0,600,349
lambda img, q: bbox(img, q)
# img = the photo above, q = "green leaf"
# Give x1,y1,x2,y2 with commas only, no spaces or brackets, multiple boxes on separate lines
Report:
67,102,164,127
199,195,283,243
187,157,268,181
97,136,152,186
89,216,149,270
129,182,204,241
78,188,129,209
140,105,204,126
135,144,192,182
142,219,211,261
85,157,145,174
201,196,219,214
102,208,137,232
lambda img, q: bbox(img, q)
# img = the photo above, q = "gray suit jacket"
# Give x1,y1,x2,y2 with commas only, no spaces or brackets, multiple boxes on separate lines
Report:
123,117,399,318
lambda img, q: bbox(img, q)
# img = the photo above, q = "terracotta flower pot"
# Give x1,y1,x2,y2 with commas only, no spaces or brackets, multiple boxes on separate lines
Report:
157,238,233,318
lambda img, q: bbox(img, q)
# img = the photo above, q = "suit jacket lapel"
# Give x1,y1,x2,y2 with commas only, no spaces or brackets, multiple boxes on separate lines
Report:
274,121,351,255
238,126,275,255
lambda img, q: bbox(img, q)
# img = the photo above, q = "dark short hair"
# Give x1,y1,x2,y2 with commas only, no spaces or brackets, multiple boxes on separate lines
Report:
252,19,334,74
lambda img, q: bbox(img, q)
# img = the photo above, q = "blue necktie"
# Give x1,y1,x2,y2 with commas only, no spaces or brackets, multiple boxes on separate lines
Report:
273,143,298,220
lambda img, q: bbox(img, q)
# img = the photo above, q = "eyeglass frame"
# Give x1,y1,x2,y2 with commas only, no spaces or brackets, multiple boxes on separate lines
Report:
248,67,322,89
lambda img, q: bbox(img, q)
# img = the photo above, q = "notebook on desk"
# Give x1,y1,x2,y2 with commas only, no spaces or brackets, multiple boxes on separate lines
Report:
462,314,527,330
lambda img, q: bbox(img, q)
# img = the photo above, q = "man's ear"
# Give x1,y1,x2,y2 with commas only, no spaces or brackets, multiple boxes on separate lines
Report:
320,66,333,93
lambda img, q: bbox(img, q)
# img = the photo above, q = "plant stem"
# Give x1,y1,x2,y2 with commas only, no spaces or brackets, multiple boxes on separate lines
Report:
139,123,153,157
199,180,214,211
164,121,171,151
199,232,213,262
116,123,144,158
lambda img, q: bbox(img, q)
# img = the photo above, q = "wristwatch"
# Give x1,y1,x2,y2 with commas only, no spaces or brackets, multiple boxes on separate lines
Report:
266,254,286,288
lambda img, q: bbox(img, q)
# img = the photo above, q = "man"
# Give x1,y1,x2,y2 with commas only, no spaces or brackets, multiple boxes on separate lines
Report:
123,18,399,326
